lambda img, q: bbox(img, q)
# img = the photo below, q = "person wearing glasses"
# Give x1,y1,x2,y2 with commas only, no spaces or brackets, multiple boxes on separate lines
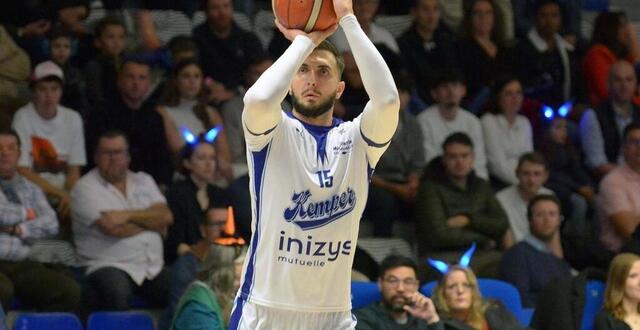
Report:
598,122,640,254
71,130,173,315
354,255,438,329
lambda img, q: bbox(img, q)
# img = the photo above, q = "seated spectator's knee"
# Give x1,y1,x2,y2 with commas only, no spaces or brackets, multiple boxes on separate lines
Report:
0,273,14,309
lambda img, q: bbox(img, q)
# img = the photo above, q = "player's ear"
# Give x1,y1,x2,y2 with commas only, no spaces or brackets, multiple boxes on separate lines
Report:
335,81,345,99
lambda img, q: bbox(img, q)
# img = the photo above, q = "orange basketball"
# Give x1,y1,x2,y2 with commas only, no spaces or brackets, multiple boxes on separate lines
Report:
273,0,338,33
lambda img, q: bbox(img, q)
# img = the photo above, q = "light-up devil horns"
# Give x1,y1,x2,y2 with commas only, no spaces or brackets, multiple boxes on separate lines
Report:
542,101,573,121
427,242,477,275
181,125,223,145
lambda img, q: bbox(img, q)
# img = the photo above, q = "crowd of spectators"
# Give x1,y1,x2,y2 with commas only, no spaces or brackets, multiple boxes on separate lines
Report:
0,0,639,328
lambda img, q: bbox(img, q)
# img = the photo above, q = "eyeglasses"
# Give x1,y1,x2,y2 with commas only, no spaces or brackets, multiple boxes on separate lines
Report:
384,276,419,289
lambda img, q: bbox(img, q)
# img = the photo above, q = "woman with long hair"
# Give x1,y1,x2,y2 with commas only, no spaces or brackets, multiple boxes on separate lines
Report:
481,75,533,186
164,138,229,265
596,253,640,329
583,12,640,106
158,59,233,181
455,0,510,112
171,246,246,330
431,265,524,329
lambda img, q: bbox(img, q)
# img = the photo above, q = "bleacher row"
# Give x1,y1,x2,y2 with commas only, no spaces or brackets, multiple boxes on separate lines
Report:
9,278,605,330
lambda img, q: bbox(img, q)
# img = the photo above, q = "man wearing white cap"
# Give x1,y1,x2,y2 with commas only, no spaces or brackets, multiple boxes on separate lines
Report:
11,60,86,222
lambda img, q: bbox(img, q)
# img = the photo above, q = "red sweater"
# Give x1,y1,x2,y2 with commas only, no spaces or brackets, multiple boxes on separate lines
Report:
582,44,640,106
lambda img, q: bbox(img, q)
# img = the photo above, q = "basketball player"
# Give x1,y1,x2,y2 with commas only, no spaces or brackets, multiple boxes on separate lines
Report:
229,0,400,328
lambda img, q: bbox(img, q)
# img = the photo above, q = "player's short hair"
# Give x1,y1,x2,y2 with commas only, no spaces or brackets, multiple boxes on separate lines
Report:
379,255,418,279
314,40,345,76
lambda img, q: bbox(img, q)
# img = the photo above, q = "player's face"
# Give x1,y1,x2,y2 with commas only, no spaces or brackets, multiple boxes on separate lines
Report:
0,135,20,179
529,200,561,242
184,143,217,183
290,50,344,118
443,143,474,181
379,266,419,312
177,64,203,99
444,270,473,312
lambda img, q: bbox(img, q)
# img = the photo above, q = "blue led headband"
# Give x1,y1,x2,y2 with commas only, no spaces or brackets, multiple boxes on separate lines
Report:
181,125,223,145
542,101,573,121
427,242,477,275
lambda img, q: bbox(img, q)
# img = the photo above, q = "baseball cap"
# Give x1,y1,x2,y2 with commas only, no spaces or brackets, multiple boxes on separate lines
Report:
31,61,64,83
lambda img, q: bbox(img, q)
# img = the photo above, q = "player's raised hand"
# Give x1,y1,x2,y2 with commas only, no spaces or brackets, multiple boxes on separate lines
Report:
403,292,440,324
274,19,338,46
332,0,354,19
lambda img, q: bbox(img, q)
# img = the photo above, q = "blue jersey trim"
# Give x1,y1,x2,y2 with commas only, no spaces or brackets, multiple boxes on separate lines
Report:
228,296,244,329
360,128,392,148
239,144,270,301
286,112,343,163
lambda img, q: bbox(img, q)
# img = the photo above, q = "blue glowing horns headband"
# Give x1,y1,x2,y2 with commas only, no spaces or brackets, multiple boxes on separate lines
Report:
427,242,477,274
181,125,222,145
542,101,573,121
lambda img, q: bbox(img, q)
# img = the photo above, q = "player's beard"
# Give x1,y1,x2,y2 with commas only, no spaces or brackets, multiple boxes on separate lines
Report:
291,91,336,118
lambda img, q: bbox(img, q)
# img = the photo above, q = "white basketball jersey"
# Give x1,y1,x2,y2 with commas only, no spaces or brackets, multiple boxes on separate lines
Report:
237,111,388,312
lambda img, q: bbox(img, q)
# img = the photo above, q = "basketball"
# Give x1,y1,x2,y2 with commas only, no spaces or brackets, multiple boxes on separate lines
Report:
273,0,338,33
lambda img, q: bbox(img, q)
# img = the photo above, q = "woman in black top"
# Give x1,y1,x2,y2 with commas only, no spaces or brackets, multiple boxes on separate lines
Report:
455,0,510,113
164,138,229,265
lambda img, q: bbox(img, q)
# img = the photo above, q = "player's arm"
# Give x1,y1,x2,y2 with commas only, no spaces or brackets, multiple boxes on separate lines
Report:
336,0,400,147
242,22,336,135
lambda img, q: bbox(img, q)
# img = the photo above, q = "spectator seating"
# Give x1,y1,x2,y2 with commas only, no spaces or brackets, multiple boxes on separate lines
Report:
351,281,382,309
580,280,606,330
356,238,414,265
87,311,154,330
12,313,82,330
421,278,534,326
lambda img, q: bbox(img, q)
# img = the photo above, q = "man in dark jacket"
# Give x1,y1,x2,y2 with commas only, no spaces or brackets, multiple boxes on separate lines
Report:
500,195,572,307
415,132,509,280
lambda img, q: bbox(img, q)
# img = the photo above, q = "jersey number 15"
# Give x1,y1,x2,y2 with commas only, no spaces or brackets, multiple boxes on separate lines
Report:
316,170,333,188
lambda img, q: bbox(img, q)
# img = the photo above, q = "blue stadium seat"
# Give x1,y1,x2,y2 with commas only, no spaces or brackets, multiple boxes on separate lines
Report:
87,311,154,330
13,313,82,330
421,278,532,326
351,281,381,309
583,0,608,10
580,280,605,330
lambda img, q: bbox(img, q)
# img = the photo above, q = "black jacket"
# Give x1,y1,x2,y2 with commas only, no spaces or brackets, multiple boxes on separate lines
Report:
532,268,607,330
593,101,640,164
